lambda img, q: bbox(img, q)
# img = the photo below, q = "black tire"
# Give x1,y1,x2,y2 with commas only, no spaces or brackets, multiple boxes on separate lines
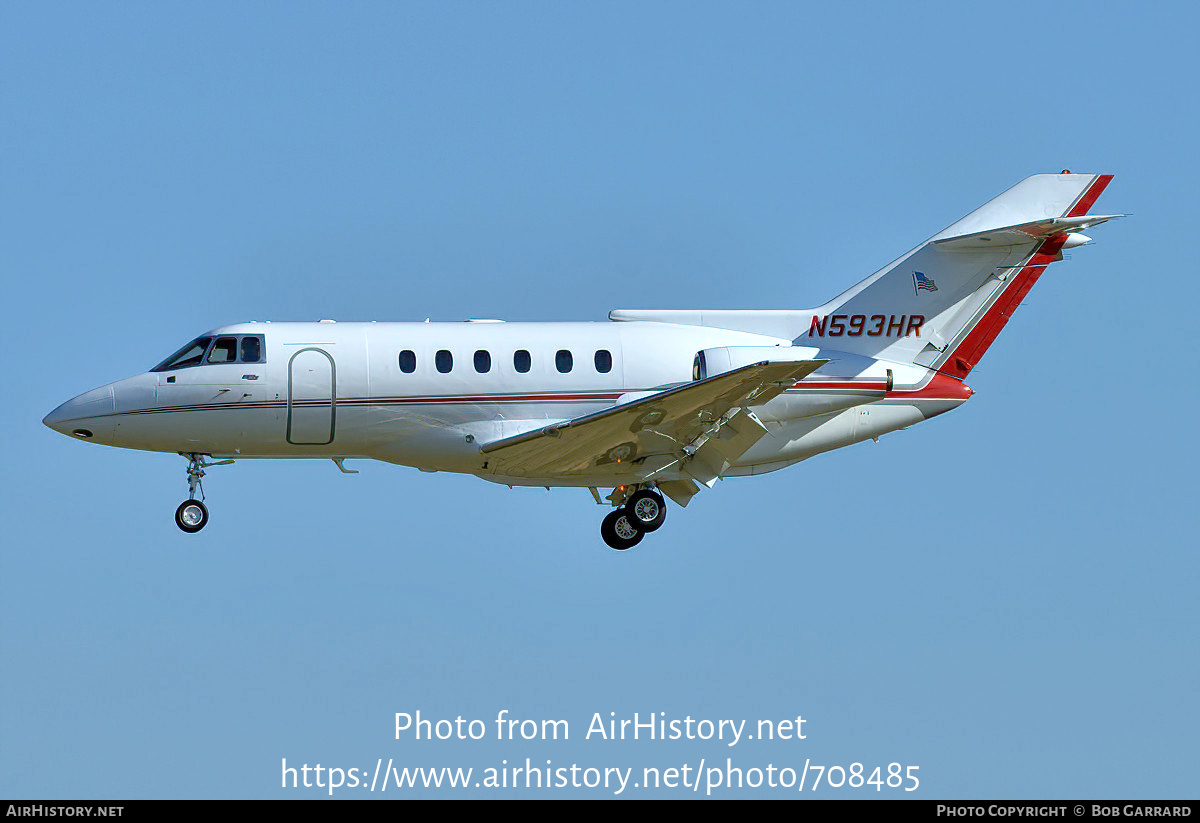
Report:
625,489,666,533
175,499,209,533
600,509,643,551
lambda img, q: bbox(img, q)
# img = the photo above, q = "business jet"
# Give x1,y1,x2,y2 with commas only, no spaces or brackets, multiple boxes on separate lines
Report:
44,172,1119,549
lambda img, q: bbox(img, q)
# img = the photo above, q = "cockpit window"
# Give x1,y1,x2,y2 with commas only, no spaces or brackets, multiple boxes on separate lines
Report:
152,337,213,371
240,335,261,362
152,334,266,371
208,337,238,363
240,336,262,363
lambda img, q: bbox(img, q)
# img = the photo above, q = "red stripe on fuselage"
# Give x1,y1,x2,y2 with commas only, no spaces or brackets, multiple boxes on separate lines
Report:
787,374,971,401
124,377,975,420
789,381,889,391
346,393,624,404
885,372,972,401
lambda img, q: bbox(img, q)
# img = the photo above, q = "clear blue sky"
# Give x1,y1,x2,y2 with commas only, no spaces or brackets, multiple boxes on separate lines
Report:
4,1,1196,799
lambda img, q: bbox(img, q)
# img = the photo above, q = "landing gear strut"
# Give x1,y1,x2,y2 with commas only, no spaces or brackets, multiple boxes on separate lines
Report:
599,487,667,550
175,453,232,534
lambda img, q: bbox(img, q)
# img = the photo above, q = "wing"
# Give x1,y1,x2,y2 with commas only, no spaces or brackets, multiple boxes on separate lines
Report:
479,359,827,495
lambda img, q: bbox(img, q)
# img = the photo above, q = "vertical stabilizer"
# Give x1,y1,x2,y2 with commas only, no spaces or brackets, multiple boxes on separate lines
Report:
798,173,1116,376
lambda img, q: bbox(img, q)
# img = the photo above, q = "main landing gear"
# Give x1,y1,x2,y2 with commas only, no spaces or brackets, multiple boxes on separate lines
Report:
175,453,232,533
600,487,667,550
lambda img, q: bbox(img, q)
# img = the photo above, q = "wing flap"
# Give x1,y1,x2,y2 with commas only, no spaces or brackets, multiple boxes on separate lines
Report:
480,359,826,480
658,479,701,508
668,407,768,487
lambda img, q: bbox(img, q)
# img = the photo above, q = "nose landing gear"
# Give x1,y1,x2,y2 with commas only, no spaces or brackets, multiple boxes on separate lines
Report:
175,499,209,533
599,487,667,551
175,453,232,533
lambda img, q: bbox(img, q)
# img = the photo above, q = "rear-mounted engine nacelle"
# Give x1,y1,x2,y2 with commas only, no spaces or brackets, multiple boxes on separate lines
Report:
693,345,822,381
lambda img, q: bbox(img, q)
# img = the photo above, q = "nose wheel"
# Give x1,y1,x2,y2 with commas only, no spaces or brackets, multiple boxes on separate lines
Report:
175,499,209,533
599,487,666,550
175,453,232,533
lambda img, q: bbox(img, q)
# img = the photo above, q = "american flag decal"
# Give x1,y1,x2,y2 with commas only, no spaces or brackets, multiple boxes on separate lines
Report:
913,271,938,294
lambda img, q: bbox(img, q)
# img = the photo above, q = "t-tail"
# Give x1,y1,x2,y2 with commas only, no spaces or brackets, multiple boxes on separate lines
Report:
803,172,1118,376
610,172,1120,378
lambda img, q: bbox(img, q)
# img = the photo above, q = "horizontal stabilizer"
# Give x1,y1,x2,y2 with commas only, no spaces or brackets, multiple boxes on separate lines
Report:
934,214,1123,249
480,359,825,480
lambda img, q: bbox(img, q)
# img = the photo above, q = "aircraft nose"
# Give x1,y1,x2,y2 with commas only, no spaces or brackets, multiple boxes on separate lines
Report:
43,385,115,438
42,403,71,432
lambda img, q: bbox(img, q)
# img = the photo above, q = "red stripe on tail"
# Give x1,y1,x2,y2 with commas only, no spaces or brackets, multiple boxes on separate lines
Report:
937,235,1068,379
1066,174,1114,217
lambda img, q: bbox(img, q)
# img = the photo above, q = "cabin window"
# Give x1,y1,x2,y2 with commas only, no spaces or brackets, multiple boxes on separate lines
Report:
240,336,262,363
474,350,491,373
398,350,417,373
207,337,238,363
514,350,531,373
555,350,573,373
152,337,213,371
436,350,453,373
594,349,612,373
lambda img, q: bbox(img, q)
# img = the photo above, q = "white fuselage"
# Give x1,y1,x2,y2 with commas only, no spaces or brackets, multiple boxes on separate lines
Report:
44,319,971,488
41,173,1114,545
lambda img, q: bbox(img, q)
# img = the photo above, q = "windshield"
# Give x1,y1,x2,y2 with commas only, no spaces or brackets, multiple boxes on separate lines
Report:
152,337,213,372
151,334,266,372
